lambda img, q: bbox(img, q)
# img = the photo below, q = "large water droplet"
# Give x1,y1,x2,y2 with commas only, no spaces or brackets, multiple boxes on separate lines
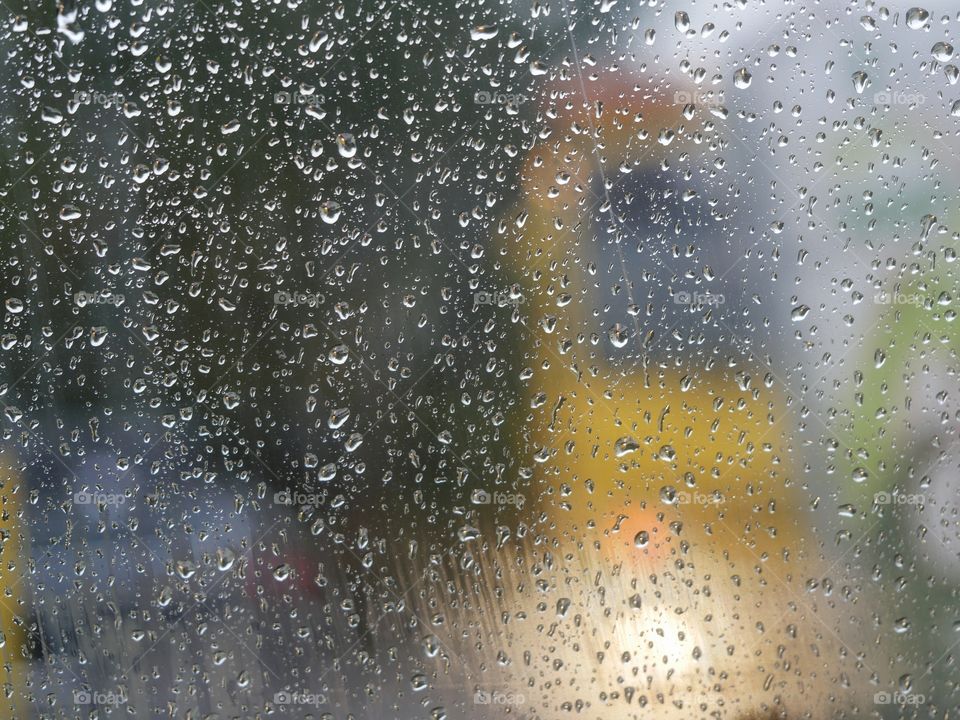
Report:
470,24,498,41
905,7,929,29
320,200,342,224
733,68,752,89
336,132,357,158
328,344,350,364
932,42,954,62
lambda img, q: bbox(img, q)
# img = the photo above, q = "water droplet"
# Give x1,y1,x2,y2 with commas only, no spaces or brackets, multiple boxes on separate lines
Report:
59,204,82,221
457,525,480,542
933,42,954,62
336,132,357,158
41,106,63,124
733,68,752,89
470,25,498,41
328,408,350,429
320,200,342,224
89,327,108,347
852,71,869,94
614,436,639,457
905,7,929,30
272,564,292,582
217,548,235,572
328,344,350,364
608,323,630,348
175,560,197,579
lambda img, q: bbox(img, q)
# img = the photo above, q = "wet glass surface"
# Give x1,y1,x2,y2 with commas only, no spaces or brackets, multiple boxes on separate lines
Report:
0,1,957,717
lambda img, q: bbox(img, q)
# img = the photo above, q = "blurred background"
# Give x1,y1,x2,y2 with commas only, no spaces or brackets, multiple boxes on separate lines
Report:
0,0,957,717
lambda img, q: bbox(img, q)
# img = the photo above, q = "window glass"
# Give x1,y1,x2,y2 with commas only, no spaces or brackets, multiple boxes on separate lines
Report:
0,1,954,717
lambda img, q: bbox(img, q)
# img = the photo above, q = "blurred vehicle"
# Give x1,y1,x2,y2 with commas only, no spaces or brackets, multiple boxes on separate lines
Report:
410,72,867,719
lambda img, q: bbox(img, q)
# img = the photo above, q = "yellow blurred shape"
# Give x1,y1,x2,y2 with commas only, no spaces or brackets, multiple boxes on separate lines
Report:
0,451,28,719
